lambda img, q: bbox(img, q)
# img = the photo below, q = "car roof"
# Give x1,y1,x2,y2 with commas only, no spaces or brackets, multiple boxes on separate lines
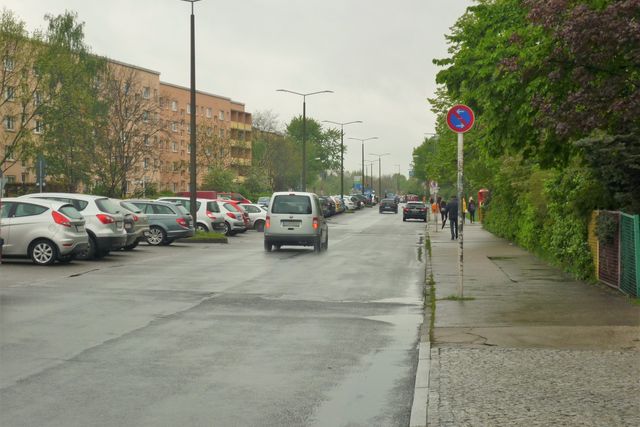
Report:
19,192,108,201
2,197,72,208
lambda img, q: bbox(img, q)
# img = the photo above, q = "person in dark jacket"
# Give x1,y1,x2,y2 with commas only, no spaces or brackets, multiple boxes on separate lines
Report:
447,196,459,239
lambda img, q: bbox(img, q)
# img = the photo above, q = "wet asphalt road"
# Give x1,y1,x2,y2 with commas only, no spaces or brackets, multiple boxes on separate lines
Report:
0,207,427,427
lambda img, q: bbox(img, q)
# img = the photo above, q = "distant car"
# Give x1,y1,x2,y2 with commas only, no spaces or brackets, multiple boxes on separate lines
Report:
379,198,398,214
351,194,368,208
0,197,89,265
127,200,194,245
264,192,328,253
113,199,150,251
240,203,267,232
341,196,357,211
20,192,127,259
319,196,336,217
257,196,271,208
330,196,345,213
403,202,428,222
157,197,225,232
215,200,248,236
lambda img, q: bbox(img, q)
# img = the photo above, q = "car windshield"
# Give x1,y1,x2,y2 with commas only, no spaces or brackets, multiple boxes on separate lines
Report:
271,195,312,214
58,205,84,220
96,198,122,214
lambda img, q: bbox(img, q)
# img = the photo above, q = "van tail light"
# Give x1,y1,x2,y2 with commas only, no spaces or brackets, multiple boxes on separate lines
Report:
96,214,115,224
176,217,188,228
52,210,71,227
206,210,216,219
226,212,237,219
313,217,319,230
265,216,270,229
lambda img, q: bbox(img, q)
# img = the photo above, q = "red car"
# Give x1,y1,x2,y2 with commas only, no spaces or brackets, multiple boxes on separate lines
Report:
217,192,252,204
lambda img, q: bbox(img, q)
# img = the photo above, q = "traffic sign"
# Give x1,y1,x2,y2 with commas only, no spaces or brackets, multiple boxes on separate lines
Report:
446,104,475,133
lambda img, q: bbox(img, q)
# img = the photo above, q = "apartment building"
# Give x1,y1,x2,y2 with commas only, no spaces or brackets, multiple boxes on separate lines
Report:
158,82,252,193
1,51,252,196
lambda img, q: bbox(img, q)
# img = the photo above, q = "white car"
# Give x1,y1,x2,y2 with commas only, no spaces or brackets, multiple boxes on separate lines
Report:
20,192,127,259
341,196,357,211
1,197,89,265
240,203,268,232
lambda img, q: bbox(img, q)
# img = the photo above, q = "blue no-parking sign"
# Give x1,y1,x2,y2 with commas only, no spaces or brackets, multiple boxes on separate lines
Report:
446,104,475,133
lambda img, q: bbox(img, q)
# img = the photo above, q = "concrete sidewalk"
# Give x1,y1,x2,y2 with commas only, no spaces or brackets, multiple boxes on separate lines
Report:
412,219,640,426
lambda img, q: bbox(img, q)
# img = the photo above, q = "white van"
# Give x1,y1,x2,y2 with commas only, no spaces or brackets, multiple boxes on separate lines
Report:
264,192,328,252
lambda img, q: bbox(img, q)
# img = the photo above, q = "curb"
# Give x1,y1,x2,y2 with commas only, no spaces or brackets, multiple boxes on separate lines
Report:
409,223,433,427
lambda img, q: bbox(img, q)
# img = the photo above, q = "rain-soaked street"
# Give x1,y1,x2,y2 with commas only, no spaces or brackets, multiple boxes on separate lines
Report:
0,207,426,427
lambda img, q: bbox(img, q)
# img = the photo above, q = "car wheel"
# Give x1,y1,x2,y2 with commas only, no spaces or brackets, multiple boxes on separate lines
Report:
147,226,166,246
58,254,75,264
77,235,97,260
223,222,232,236
29,239,58,266
314,236,322,253
255,220,265,232
196,223,209,232
264,240,272,252
123,241,139,251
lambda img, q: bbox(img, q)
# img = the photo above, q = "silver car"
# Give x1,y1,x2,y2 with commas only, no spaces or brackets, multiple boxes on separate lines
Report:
240,203,268,232
113,199,150,250
264,192,328,252
0,197,89,265
21,193,127,259
156,197,225,232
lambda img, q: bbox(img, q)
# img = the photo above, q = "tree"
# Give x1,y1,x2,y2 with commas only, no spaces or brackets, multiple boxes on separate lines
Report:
0,10,47,175
38,11,106,192
91,63,165,197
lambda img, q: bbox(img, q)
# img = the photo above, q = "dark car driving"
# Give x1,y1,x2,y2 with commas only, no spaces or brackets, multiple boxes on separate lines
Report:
379,198,398,214
403,202,428,222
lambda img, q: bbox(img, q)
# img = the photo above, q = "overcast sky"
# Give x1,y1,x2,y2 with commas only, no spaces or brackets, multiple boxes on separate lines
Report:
4,0,473,177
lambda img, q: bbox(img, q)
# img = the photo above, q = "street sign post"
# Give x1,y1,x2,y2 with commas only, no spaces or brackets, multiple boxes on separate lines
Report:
446,104,475,298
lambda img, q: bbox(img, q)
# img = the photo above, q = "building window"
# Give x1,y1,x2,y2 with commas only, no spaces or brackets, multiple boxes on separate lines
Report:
206,107,212,118
4,116,15,131
143,158,149,169
187,144,191,154
5,145,14,160
6,175,16,184
144,135,150,146
171,122,178,132
143,111,149,122
142,86,150,99
34,120,43,134
172,142,178,152
21,172,28,183
219,128,225,138
34,91,42,106
3,57,14,71
219,110,225,120
5,86,15,101
171,100,178,112
186,104,191,114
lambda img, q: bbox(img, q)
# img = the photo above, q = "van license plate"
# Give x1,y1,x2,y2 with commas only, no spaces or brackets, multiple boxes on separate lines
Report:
282,220,300,227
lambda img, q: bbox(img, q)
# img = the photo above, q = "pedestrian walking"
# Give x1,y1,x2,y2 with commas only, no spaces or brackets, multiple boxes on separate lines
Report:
468,197,476,224
439,196,448,228
447,196,459,239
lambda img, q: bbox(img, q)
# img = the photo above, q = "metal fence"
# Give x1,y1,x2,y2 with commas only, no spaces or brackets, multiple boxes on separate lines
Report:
591,211,639,298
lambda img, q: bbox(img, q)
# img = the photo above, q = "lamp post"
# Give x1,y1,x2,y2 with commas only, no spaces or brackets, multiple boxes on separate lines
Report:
322,120,362,202
364,159,376,199
348,136,378,196
395,164,400,194
277,89,333,191
182,0,201,223
370,152,390,199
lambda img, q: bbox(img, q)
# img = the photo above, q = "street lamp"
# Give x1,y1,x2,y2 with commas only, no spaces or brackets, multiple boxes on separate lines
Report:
370,152,390,199
348,136,378,196
322,120,362,202
277,89,333,191
182,0,201,223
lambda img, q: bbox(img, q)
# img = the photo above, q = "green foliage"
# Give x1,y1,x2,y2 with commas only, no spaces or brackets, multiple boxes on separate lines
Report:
595,213,618,245
202,168,236,192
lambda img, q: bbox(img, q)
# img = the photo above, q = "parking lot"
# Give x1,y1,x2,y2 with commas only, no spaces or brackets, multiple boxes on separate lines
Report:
1,205,427,427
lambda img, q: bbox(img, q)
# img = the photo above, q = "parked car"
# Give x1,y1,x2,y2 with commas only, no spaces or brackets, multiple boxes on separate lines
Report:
319,196,336,217
351,194,368,208
240,203,268,232
21,193,127,259
379,198,398,214
0,197,89,265
264,192,328,253
257,196,271,208
157,197,225,232
217,192,251,204
215,200,248,236
341,196,357,211
403,202,428,222
112,199,150,250
127,200,194,245
330,196,345,213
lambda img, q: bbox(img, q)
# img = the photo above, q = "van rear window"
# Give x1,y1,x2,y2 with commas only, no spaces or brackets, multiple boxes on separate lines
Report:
271,195,312,214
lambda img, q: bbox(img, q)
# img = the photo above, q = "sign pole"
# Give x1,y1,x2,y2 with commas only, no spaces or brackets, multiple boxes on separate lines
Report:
457,132,464,298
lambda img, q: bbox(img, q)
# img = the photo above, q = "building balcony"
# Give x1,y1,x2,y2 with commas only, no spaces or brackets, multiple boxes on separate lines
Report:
230,121,252,131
